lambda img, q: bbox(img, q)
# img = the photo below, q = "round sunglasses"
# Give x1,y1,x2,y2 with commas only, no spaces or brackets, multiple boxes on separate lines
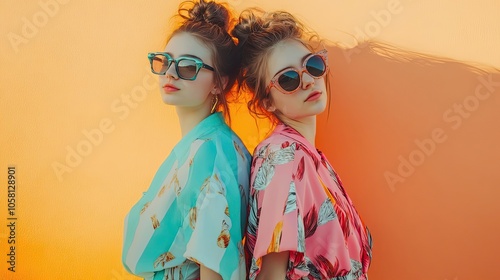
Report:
147,52,214,81
267,50,328,94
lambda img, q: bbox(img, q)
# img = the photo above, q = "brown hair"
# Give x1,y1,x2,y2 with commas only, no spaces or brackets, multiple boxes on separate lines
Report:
232,8,330,124
167,0,240,120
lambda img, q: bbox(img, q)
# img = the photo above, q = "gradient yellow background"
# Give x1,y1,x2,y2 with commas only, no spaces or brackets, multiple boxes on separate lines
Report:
1,0,499,279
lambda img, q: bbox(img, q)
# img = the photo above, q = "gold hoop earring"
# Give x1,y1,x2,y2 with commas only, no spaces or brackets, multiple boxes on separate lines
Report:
210,94,219,113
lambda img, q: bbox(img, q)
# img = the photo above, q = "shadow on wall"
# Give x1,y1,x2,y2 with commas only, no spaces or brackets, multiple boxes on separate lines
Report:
317,41,500,280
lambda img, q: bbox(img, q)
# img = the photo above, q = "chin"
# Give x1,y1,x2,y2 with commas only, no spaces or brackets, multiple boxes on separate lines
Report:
161,95,176,105
308,101,328,115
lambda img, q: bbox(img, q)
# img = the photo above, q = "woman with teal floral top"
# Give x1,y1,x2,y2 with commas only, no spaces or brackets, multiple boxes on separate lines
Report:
122,1,250,279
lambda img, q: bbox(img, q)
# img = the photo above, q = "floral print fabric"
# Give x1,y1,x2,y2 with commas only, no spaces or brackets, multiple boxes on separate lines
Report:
245,124,372,280
122,113,251,280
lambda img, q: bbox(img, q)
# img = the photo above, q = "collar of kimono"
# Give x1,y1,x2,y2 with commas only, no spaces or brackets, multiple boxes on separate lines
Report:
172,112,225,157
274,122,323,166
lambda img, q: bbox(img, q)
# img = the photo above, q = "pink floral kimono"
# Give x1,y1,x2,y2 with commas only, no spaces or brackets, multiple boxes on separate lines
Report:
245,124,372,280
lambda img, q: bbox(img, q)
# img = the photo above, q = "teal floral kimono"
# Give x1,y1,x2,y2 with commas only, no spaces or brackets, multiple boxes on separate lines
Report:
122,113,251,280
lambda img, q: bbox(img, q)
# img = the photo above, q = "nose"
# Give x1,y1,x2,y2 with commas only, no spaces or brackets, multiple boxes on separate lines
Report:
164,62,178,79
301,70,315,90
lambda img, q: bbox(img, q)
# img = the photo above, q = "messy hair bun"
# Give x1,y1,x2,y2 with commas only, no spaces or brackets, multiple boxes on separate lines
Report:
167,0,240,121
233,9,321,122
179,0,230,30
232,9,304,52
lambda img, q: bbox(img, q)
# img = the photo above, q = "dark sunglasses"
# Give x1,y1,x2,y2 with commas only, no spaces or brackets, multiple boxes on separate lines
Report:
267,50,328,94
147,52,214,80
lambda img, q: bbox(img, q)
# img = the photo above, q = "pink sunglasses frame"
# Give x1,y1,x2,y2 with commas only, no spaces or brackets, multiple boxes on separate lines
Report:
266,49,329,94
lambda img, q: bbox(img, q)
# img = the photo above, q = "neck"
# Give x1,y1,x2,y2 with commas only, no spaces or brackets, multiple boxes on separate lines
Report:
279,115,317,146
176,105,212,137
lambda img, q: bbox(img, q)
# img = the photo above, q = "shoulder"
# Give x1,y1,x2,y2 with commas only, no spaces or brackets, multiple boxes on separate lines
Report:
198,126,251,162
254,131,294,155
251,132,321,182
253,131,313,163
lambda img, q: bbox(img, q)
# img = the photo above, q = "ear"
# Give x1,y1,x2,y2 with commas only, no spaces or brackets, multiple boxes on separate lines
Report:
211,76,228,95
263,97,276,112
210,87,220,95
220,76,229,90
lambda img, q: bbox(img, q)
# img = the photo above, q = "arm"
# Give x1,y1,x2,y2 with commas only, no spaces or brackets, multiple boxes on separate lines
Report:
256,251,290,280
200,264,223,280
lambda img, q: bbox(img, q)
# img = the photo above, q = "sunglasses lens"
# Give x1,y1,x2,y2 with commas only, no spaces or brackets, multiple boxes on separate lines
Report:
151,55,169,74
177,59,198,79
306,54,326,77
278,70,300,92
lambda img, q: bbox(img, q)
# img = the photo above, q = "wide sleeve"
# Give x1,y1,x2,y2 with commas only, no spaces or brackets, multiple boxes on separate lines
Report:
181,139,245,280
246,140,315,279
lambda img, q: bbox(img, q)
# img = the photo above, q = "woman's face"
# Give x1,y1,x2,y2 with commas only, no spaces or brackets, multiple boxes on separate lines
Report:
265,39,328,122
159,32,216,109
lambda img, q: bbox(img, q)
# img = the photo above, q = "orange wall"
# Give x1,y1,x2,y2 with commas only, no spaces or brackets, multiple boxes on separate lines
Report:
1,1,499,279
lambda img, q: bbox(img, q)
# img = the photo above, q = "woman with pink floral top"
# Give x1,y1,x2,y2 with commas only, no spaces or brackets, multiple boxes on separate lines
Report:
232,9,373,280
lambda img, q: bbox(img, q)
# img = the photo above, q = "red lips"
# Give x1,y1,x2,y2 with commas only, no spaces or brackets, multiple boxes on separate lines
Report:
163,83,179,93
305,91,322,102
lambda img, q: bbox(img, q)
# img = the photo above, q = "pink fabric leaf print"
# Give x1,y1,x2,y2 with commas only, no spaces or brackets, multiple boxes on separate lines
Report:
297,143,320,169
288,252,309,278
253,161,275,191
305,257,322,279
303,205,318,239
361,228,373,271
331,200,350,241
296,156,305,181
252,143,270,169
267,221,283,253
254,143,296,190
254,143,270,159
297,209,306,252
282,126,301,136
366,227,373,254
318,198,336,226
245,194,259,254
281,141,290,148
268,142,296,165
284,181,297,214
316,256,366,280
361,249,371,276
322,158,339,186
336,259,364,280
248,257,260,279
316,255,343,278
